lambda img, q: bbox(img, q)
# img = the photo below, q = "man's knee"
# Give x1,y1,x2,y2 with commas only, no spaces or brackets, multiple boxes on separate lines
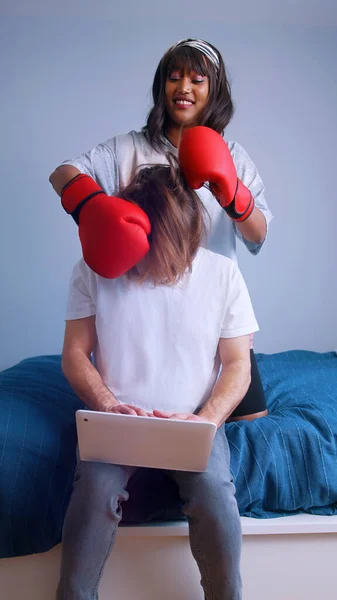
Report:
72,461,130,505
181,471,236,514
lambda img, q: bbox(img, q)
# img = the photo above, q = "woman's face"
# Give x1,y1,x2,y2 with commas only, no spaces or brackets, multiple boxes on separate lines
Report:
165,67,210,130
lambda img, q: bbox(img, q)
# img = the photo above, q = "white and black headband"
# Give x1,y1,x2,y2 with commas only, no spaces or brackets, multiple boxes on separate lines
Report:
168,38,220,72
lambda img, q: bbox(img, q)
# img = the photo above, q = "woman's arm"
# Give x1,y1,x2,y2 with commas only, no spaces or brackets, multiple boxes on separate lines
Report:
235,206,267,245
49,165,81,197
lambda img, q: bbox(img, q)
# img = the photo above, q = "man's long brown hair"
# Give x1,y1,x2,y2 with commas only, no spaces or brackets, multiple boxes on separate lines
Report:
118,157,208,286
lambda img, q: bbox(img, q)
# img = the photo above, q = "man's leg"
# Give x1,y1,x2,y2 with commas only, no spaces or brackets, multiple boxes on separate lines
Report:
56,460,136,600
168,430,242,600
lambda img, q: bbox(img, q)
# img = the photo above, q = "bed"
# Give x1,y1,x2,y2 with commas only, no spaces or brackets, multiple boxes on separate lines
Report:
1,350,337,599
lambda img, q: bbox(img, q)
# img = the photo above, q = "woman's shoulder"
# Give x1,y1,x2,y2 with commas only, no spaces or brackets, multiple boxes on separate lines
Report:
225,139,260,180
104,130,166,173
226,139,251,162
102,130,155,155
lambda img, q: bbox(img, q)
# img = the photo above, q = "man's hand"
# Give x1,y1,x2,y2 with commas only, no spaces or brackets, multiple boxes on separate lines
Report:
110,404,154,417
153,409,215,424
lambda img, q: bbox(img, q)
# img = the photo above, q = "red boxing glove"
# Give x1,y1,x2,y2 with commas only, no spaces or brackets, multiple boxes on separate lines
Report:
61,174,151,278
179,126,254,222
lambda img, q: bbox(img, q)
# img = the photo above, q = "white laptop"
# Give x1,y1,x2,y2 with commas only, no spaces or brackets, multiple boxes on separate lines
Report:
76,409,216,473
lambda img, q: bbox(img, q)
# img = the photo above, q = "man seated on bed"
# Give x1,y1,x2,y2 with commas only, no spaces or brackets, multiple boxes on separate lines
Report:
56,162,258,600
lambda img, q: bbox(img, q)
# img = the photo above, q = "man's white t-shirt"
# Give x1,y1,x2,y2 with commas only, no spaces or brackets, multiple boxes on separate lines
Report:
66,248,259,414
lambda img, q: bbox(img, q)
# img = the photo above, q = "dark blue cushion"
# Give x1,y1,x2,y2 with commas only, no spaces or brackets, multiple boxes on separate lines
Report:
1,350,337,558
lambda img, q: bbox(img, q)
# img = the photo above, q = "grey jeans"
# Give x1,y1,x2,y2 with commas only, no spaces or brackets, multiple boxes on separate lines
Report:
56,430,242,600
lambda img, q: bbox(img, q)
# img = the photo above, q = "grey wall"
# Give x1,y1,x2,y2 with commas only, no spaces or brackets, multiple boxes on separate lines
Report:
1,14,337,369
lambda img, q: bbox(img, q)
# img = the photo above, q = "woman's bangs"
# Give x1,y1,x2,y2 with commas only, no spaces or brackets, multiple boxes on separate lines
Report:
166,46,212,78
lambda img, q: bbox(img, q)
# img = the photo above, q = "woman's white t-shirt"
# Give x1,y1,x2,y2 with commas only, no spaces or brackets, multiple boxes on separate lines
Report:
62,130,273,262
66,248,259,414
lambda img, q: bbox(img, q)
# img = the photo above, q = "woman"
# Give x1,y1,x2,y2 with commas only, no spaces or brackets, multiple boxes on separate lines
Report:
50,37,272,421
58,160,258,599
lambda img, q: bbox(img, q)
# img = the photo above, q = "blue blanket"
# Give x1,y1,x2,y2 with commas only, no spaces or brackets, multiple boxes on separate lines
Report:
228,350,337,517
0,350,337,558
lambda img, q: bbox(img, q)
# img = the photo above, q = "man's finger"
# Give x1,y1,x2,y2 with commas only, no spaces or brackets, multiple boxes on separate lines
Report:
169,413,190,421
134,407,150,417
153,409,172,418
119,405,138,415
124,405,153,417
169,413,202,421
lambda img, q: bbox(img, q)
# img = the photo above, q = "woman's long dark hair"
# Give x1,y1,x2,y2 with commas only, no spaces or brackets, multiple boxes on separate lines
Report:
118,157,208,286
143,40,234,150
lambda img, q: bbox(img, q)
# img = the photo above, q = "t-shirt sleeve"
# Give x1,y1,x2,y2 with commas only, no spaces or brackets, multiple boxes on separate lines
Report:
220,261,259,338
66,259,97,321
231,142,273,256
61,139,120,196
